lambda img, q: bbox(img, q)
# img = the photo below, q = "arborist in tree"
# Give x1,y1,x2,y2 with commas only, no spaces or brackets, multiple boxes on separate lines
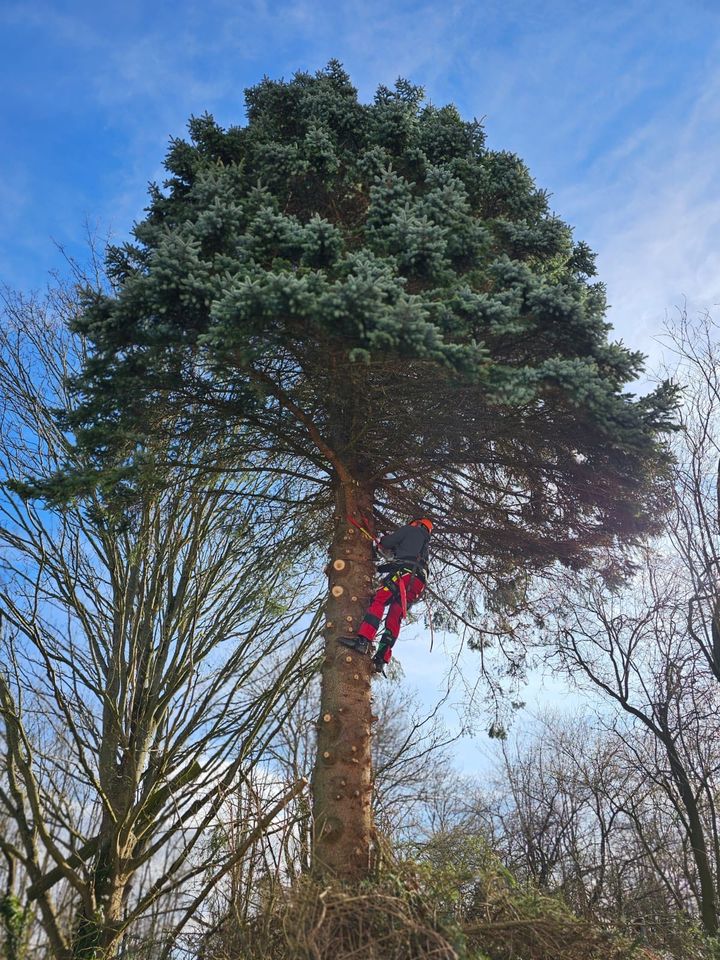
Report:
339,518,432,677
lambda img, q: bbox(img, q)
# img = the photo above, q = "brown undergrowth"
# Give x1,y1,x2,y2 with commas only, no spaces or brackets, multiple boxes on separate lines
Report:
199,849,667,960
201,873,462,960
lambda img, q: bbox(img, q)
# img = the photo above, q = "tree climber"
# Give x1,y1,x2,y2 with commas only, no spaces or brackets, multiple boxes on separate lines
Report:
339,518,432,676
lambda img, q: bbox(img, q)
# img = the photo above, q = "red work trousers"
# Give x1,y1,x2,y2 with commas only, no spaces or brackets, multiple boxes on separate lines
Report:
357,572,425,664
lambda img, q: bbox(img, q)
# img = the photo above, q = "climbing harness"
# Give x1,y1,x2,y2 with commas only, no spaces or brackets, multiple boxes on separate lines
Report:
338,515,433,671
376,561,427,619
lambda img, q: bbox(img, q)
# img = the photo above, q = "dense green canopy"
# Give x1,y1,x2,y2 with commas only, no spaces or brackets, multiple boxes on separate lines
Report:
57,61,675,580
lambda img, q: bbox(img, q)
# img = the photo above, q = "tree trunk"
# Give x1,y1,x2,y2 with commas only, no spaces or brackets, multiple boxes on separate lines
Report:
666,740,718,937
69,833,128,960
311,480,376,879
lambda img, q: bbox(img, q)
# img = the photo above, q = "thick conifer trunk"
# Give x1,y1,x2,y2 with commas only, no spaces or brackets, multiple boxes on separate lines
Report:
311,480,376,879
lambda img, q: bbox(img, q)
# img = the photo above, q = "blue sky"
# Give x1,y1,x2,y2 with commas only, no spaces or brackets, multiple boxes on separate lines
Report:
3,0,720,370
2,0,719,770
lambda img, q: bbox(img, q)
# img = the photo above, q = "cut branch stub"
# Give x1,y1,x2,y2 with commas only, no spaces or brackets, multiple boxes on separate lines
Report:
313,487,375,879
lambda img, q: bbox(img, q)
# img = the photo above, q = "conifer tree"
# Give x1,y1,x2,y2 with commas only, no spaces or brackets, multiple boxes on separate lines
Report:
46,63,675,879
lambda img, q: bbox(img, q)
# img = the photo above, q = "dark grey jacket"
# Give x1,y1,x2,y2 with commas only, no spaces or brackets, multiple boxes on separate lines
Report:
379,524,430,569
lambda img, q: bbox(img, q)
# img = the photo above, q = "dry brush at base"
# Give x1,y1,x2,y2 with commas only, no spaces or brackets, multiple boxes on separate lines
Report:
196,860,659,960
462,882,653,960
197,875,462,960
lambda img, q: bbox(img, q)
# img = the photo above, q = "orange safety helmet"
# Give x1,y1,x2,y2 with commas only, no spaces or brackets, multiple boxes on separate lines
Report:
411,517,433,534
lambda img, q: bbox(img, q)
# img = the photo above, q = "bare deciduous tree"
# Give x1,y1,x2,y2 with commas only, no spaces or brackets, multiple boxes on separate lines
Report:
0,287,321,959
543,308,720,940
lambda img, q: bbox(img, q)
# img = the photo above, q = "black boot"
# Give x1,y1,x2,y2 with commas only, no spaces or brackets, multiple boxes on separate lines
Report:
373,630,393,676
372,652,388,677
338,636,370,655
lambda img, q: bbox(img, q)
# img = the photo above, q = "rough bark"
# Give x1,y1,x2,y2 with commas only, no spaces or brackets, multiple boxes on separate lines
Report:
311,480,377,879
69,830,129,960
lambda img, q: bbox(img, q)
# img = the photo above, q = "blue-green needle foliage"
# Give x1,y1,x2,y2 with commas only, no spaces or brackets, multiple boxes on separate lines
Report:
55,62,675,572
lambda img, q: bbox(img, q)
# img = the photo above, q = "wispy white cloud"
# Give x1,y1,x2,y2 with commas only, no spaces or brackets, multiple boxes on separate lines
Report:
0,2,100,48
557,50,720,369
4,0,720,362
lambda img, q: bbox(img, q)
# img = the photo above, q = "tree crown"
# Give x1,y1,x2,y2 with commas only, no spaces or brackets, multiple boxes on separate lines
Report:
49,62,676,579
